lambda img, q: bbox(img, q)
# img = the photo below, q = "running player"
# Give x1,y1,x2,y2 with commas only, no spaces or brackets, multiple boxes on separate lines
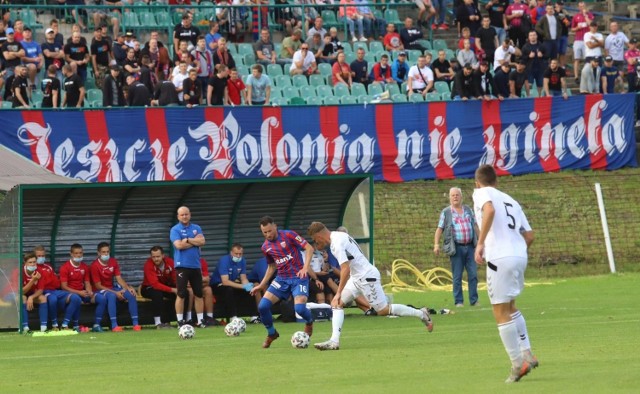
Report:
472,164,537,383
249,216,319,348
307,222,433,351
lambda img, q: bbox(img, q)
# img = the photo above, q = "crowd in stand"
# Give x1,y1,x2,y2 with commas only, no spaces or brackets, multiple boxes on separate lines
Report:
0,1,640,112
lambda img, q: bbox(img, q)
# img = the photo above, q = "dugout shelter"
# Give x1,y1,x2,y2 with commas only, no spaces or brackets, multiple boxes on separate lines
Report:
0,173,373,330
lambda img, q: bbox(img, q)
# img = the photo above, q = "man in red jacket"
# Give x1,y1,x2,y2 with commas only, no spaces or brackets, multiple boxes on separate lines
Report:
141,246,177,329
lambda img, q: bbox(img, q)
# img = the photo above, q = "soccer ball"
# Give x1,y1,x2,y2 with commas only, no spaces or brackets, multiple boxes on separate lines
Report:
178,324,195,340
290,331,310,349
224,321,241,337
231,317,246,333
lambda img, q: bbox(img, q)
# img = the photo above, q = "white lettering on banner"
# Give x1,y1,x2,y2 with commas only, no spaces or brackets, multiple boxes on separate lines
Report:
260,116,280,177
188,113,240,179
429,116,461,169
236,134,260,174
104,139,121,182
123,139,147,181
276,133,301,174
75,141,102,181
299,134,329,175
53,138,75,176
602,115,627,155
17,122,52,168
167,137,188,179
347,132,376,172
148,139,165,181
395,130,424,169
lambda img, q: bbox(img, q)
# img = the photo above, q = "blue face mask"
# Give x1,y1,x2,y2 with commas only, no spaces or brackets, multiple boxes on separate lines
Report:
36,257,46,264
26,265,37,273
232,256,242,263
72,257,83,264
100,255,110,263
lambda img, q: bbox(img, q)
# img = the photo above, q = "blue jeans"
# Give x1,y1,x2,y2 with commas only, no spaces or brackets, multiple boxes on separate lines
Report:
433,0,447,25
449,243,478,305
492,26,507,46
341,16,363,39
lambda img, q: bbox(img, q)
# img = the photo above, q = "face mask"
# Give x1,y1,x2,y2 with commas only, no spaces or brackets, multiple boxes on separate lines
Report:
100,255,110,263
232,256,242,263
36,257,46,264
26,265,37,273
72,257,83,264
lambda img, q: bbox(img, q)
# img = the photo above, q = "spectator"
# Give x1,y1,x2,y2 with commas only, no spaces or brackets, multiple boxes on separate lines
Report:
493,62,512,98
173,39,190,63
521,30,547,96
452,63,475,100
210,244,254,322
246,64,271,105
92,5,120,41
476,16,498,66
391,51,410,86
191,36,214,95
41,28,64,82
173,12,200,53
505,0,530,48
627,64,640,126
152,72,181,106
529,0,546,25
570,1,594,83
338,0,366,42
407,55,434,98
21,253,48,333
19,27,42,90
473,61,499,99
384,23,403,52
139,56,157,95
274,0,301,36
415,0,436,30
255,28,281,67
12,19,24,42
281,29,303,62
400,17,427,51
509,59,530,98
432,49,455,82
554,1,571,70
456,0,481,36
90,26,112,89
350,47,369,87
485,0,508,45
319,35,338,64
48,19,64,47
325,27,344,58
11,65,29,108
307,33,326,63
458,27,476,54
290,43,318,76
543,58,568,98
66,24,88,46
212,37,236,71
64,31,90,81
205,21,222,53
123,48,141,78
356,0,386,40
215,0,231,35
226,68,246,105
584,21,604,63
90,242,141,332
207,64,229,105
183,68,202,107
307,17,327,40
535,4,561,63
123,30,136,50
61,64,85,108
172,61,189,104
624,38,640,75
604,21,629,73
126,74,152,107
41,65,61,108
141,246,176,329
493,39,521,72
112,35,128,66
308,246,333,304
370,54,394,87
251,0,270,41
580,56,601,94
198,257,217,326
141,38,171,81
1,28,25,81
457,39,478,70
600,56,619,94
332,52,353,87
102,65,125,107
143,30,165,50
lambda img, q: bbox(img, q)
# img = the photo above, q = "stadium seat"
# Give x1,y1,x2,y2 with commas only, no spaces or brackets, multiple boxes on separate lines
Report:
31,91,44,107
350,82,367,97
368,83,384,96
155,12,172,26
87,89,103,103
275,43,282,54
267,64,283,77
418,40,432,50
227,43,238,56
91,99,103,108
426,92,441,102
292,74,309,88
387,84,401,96
306,96,323,105
341,96,358,104
357,95,374,103
270,87,282,99
333,83,350,98
410,93,425,102
321,10,339,29
244,53,256,66
407,50,422,62
271,97,288,106
353,42,368,52
21,9,43,29
345,52,356,64
384,9,403,29
369,41,383,53
375,51,391,62
274,75,293,87
289,96,306,105
138,12,157,28
318,63,332,77
440,92,451,101
123,11,140,28
309,74,326,87
299,85,316,98
364,52,376,64
392,93,408,102
434,81,450,94
432,39,448,51
1,101,13,109
282,86,300,100
323,96,341,105
316,85,334,97
445,49,455,60
238,43,255,57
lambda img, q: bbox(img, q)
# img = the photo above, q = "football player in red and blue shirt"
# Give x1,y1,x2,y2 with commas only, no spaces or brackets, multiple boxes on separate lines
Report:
21,252,49,332
59,243,107,332
90,242,140,332
250,216,322,348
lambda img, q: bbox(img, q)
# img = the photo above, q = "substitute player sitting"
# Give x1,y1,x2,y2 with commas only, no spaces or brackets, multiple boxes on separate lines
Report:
307,221,433,351
249,216,319,348
21,252,49,333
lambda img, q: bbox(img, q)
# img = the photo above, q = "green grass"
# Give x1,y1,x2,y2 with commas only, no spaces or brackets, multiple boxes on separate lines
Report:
2,273,639,393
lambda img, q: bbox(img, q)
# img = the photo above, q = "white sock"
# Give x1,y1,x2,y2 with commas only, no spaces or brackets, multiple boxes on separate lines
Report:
498,320,523,367
186,312,192,321
40,325,47,332
390,304,422,318
330,308,344,343
197,313,204,323
511,311,531,352
176,313,184,321
154,316,162,325
206,313,213,318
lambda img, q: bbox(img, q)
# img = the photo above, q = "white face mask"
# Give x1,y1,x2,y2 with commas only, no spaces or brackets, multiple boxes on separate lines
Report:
26,265,37,273
72,257,83,264
36,257,46,264
99,255,110,264
232,256,242,263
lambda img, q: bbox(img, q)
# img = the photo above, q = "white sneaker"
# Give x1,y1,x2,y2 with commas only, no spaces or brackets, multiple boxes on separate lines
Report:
359,36,368,42
352,36,358,42
314,339,340,351
420,307,434,332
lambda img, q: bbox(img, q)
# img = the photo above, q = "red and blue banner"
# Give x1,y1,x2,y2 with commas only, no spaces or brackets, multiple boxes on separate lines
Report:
1,95,637,183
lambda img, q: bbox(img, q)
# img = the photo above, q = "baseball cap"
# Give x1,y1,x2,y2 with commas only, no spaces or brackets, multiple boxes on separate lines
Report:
110,64,121,71
6,27,14,34
23,26,32,32
591,56,601,63
125,30,134,37
604,55,613,62
631,38,638,44
45,28,54,34
517,58,527,65
398,51,407,56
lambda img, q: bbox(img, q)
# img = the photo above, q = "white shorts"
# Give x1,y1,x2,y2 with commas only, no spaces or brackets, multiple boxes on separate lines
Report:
341,276,387,312
573,41,586,60
486,256,527,304
414,0,432,11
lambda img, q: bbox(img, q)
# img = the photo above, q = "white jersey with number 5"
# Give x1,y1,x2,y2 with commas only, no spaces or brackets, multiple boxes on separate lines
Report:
473,186,532,261
330,231,379,280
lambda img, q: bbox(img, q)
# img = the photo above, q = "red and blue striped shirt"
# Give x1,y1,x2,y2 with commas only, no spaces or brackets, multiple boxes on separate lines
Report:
261,230,308,279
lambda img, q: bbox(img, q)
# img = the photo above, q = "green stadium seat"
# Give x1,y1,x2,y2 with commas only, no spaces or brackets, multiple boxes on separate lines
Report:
282,86,300,100
1,101,13,109
345,52,357,64
306,96,323,105
31,91,44,107
333,83,350,97
292,74,309,88
227,43,238,56
341,96,358,104
418,40,432,50
22,9,43,30
432,39,448,51
139,12,157,28
318,63,332,77
426,92,441,102
244,53,256,66
155,13,172,27
353,42,368,52
274,75,292,87
87,89,103,103
357,95,374,103
123,11,140,28
267,64,283,77
440,92,451,101
350,82,367,97
434,81,450,94
384,9,403,29
269,87,282,99
387,84,401,96
309,74,326,87
321,10,339,28
341,43,353,54
271,97,288,106
323,96,341,105
238,43,255,57
407,50,422,61
316,85,334,97
392,93,408,102
289,96,306,105
299,85,316,97
364,52,376,64
369,41,383,53
368,83,384,96
375,51,391,62
410,93,425,102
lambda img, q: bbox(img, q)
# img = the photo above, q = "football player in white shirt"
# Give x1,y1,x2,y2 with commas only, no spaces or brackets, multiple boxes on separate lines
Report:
472,165,537,383
307,222,433,351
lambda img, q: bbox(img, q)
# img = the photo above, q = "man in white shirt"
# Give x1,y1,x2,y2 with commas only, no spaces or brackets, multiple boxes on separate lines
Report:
171,61,190,103
604,21,629,71
473,164,537,383
583,21,604,63
493,39,521,72
307,222,433,351
289,44,319,76
407,55,434,99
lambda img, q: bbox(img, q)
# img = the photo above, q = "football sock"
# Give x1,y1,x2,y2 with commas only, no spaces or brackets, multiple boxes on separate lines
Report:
197,313,204,324
511,311,532,352
258,297,275,335
94,293,106,325
38,303,48,328
124,291,139,325
176,313,184,322
294,303,313,324
390,304,422,318
106,292,117,326
206,313,213,318
154,316,162,325
498,320,523,367
330,308,345,343
40,325,47,332
48,295,59,327
186,312,192,321
63,294,81,328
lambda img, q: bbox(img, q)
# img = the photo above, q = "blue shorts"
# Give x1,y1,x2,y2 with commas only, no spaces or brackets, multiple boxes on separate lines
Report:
558,36,568,55
267,277,310,300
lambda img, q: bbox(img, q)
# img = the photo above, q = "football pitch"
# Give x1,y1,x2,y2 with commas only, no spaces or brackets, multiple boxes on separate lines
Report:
2,273,638,393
